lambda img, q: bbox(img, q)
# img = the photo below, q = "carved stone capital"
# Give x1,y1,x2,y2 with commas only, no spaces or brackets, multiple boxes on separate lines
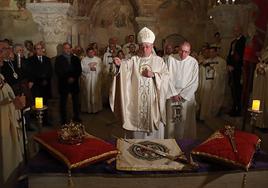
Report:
26,3,74,43
27,2,74,15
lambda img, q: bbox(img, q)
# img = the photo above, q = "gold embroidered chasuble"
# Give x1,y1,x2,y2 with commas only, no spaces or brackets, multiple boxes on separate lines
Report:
110,55,171,133
0,74,23,184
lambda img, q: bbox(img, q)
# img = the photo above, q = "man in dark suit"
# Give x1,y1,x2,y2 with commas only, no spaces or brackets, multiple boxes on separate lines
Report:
55,42,82,124
27,43,52,105
227,26,246,116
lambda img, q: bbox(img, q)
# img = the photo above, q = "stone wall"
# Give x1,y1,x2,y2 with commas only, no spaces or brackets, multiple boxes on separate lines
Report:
0,0,259,58
86,0,136,51
0,1,42,45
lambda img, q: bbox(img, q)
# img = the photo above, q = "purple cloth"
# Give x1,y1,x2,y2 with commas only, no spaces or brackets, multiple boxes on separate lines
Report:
27,139,268,176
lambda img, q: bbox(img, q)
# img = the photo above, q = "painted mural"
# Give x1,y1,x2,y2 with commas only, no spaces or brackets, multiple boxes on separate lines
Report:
88,0,135,49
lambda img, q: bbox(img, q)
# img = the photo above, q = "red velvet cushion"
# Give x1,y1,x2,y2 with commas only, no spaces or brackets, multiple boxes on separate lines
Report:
33,130,118,169
191,129,261,171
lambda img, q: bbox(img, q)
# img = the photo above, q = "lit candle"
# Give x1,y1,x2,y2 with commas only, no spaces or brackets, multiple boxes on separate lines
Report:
35,97,43,109
252,100,260,111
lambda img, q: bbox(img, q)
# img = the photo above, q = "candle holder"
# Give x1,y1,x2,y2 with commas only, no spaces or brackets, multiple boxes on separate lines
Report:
248,108,263,133
32,105,48,132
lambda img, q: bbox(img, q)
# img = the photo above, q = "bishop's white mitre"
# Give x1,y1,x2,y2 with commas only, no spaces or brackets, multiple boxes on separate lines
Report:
137,27,155,44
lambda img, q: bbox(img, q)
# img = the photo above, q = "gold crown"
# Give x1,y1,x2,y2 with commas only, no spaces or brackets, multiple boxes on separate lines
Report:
58,122,85,145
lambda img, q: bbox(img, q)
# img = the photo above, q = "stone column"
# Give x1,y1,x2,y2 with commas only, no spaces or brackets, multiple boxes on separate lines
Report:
70,16,90,49
26,2,74,57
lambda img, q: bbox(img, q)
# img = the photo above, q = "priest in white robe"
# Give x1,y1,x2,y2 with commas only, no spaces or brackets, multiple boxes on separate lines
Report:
110,27,174,139
165,41,199,139
199,47,227,120
0,74,23,186
103,43,117,104
195,47,210,114
125,43,137,59
81,47,103,113
252,46,268,128
163,44,174,70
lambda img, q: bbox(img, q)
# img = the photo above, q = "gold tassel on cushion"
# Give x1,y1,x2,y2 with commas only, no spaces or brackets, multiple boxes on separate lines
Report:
68,169,74,187
241,173,247,188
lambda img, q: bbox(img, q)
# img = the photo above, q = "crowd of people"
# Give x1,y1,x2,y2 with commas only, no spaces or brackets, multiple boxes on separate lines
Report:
1,25,267,186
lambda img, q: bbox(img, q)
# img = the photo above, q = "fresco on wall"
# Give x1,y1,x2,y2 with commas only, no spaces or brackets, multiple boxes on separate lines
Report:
100,6,130,28
154,0,209,50
0,6,42,44
0,0,20,10
88,0,136,49
0,0,10,7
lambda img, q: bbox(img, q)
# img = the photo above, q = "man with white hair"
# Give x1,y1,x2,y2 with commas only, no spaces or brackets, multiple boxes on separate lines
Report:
165,41,199,139
111,27,174,139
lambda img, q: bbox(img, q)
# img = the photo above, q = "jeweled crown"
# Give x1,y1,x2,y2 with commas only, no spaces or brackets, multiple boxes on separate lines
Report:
59,122,85,145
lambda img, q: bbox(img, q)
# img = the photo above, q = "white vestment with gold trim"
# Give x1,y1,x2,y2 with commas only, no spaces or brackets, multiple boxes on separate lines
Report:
110,55,173,139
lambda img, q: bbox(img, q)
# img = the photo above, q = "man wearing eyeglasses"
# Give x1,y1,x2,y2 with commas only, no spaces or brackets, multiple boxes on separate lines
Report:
165,41,199,140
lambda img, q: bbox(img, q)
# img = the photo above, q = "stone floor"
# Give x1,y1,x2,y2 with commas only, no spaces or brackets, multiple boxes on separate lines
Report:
36,98,213,141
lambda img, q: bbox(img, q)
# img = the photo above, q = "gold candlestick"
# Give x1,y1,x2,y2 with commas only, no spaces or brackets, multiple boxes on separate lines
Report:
32,105,48,132
248,108,262,133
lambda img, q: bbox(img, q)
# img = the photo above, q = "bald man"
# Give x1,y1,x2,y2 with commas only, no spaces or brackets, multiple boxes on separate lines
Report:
165,41,199,139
